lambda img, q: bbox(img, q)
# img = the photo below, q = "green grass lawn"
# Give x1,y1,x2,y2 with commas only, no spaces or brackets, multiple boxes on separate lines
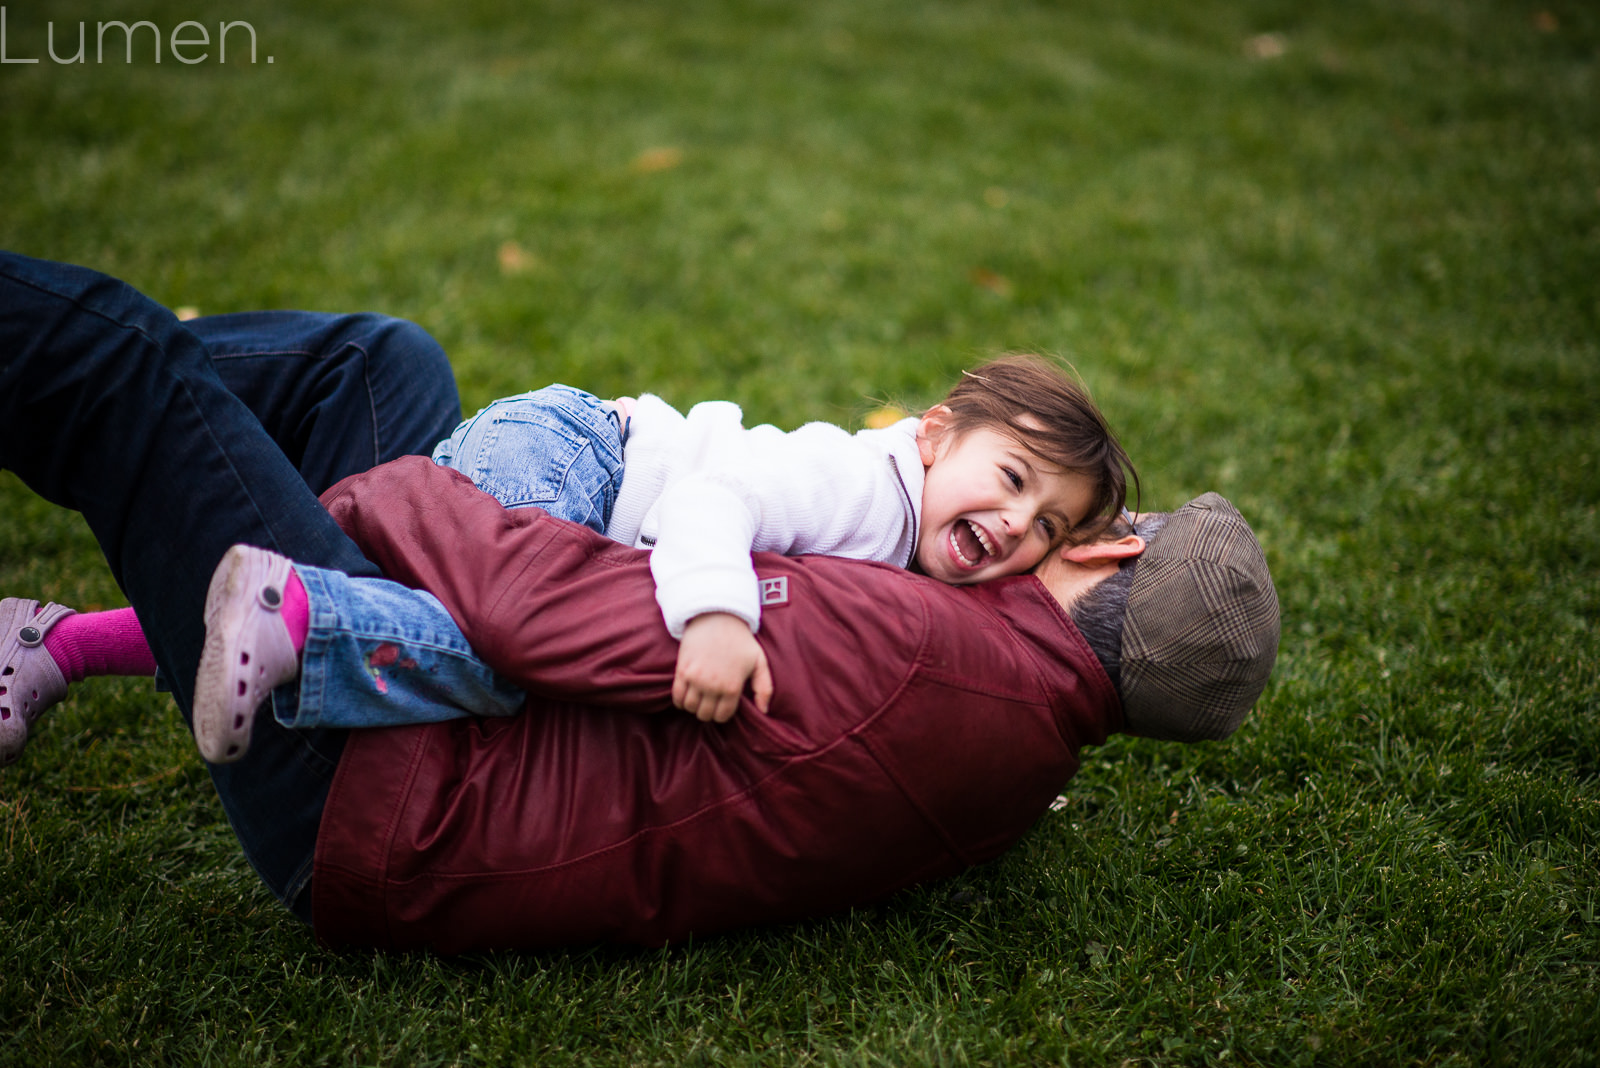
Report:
2,0,1598,1063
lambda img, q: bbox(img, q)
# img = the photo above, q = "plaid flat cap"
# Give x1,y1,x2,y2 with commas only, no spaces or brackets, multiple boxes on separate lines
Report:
1120,493,1280,742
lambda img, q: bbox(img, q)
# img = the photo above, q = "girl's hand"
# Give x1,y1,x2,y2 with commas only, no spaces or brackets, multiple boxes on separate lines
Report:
672,612,773,723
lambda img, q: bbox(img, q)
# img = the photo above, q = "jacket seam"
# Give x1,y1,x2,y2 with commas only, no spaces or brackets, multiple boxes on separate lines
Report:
1022,574,1123,733
843,586,978,867
319,726,430,948
477,517,564,631
378,727,432,948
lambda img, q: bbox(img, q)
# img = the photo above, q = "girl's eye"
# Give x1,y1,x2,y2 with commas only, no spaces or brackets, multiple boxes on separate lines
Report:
1002,466,1022,490
1038,517,1057,537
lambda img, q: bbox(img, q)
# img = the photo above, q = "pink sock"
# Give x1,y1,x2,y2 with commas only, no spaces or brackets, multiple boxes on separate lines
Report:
42,607,157,682
282,568,309,653
39,570,308,685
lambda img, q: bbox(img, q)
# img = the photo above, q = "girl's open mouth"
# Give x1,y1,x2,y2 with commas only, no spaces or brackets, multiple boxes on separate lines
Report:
949,519,995,567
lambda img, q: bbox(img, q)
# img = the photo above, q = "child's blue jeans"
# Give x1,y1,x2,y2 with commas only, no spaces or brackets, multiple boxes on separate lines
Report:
430,384,626,535
276,385,628,731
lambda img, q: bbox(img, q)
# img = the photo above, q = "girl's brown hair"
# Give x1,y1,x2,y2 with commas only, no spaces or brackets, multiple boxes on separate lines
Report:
936,354,1137,542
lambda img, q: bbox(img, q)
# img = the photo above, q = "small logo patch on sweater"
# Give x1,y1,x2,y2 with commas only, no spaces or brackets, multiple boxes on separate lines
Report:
760,576,789,606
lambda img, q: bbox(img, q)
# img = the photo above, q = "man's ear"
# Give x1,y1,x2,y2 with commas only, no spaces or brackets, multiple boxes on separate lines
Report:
915,405,954,467
1058,533,1145,566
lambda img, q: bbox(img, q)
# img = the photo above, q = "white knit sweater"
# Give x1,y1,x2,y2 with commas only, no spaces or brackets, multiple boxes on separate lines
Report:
607,394,925,637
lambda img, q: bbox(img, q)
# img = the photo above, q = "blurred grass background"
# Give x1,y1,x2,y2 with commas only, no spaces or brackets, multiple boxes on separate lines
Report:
2,0,1598,1064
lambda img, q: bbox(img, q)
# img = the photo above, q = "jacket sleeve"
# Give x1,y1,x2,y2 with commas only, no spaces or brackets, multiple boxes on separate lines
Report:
649,420,915,636
320,456,680,708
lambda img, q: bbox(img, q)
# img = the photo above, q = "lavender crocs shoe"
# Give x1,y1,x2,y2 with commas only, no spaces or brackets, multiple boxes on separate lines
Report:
0,598,76,768
192,545,300,764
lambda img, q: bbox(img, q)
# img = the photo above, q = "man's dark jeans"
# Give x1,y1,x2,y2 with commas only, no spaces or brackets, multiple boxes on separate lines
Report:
0,252,461,919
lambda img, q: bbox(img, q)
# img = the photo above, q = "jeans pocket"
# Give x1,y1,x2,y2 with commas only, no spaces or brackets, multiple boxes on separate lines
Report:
454,390,624,533
473,409,591,509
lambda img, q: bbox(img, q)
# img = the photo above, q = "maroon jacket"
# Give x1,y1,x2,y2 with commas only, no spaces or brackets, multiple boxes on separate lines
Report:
312,457,1121,953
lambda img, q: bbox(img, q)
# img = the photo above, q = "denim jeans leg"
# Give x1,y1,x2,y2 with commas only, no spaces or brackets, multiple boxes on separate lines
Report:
0,253,417,921
199,310,464,917
274,564,525,730
192,311,462,495
431,384,625,532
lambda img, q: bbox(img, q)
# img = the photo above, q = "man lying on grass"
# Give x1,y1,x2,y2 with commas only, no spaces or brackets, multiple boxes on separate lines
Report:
0,252,1280,952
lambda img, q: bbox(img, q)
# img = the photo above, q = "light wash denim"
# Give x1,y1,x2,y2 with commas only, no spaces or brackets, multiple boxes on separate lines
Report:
279,384,628,731
271,563,526,730
430,384,626,530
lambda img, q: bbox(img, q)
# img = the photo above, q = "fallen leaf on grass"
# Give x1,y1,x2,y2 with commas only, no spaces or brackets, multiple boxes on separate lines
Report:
1244,32,1287,60
1534,11,1558,32
631,146,684,174
498,241,537,275
970,267,1013,298
863,405,907,429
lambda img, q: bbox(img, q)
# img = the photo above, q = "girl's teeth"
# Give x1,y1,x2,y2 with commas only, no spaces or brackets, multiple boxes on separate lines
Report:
971,523,995,555
949,521,994,566
949,529,970,564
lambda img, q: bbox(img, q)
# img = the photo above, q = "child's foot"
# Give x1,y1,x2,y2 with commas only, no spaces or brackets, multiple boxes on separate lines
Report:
0,598,76,768
193,545,302,764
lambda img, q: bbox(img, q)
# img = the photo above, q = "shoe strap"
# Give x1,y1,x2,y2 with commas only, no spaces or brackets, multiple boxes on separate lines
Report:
18,602,77,643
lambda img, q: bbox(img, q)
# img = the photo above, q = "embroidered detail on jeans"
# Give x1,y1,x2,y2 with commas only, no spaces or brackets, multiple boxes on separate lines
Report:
366,642,418,694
